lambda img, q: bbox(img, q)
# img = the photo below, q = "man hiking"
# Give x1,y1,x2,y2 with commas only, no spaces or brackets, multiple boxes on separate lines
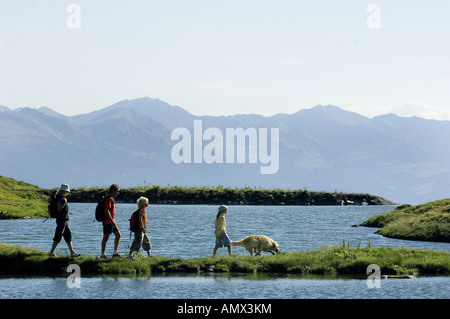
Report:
100,184,121,258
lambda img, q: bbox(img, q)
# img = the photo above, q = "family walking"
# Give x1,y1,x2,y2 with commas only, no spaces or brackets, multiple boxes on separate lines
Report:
48,183,152,258
48,183,231,258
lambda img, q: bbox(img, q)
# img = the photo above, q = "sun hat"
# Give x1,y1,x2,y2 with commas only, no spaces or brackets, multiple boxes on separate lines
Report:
218,205,228,212
59,184,70,192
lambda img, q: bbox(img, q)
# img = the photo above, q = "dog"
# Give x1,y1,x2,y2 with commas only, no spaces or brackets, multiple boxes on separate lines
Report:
232,235,280,256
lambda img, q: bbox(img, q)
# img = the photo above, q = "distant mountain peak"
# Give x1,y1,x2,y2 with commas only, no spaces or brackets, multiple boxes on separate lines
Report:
36,106,67,118
311,104,341,110
309,104,364,115
0,105,11,112
292,104,370,126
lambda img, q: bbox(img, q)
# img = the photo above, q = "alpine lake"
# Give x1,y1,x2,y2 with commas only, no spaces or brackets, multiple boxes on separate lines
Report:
0,203,449,299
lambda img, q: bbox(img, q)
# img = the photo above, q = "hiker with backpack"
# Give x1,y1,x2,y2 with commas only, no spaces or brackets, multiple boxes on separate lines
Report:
100,184,121,258
128,196,152,258
48,184,81,257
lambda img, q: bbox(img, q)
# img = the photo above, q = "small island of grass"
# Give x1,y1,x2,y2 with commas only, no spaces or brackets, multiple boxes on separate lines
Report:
1,242,448,277
0,174,395,220
361,199,450,243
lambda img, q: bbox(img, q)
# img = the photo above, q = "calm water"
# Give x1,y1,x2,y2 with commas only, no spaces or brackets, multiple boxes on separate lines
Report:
0,204,449,299
0,274,449,299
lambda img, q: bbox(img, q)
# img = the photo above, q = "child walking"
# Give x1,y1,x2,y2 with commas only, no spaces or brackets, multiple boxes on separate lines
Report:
128,196,152,258
212,205,232,257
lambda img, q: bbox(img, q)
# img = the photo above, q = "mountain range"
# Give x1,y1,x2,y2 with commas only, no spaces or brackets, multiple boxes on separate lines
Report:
1,97,450,205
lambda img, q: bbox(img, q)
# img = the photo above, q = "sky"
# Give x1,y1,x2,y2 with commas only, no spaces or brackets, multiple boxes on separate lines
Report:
0,0,449,120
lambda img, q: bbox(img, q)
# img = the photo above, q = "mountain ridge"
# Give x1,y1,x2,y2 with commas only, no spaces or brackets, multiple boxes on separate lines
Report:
1,97,449,205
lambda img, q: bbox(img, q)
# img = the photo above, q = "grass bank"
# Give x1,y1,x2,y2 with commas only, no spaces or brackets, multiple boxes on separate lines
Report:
0,176,48,219
0,174,395,219
45,185,395,206
361,199,450,243
1,242,448,277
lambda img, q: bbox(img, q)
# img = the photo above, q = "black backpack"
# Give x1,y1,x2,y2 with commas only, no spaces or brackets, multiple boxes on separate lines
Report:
95,196,115,222
95,198,106,222
47,191,58,218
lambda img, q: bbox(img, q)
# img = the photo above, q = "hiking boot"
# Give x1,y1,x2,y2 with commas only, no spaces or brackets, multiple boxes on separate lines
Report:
71,252,81,257
100,253,107,258
112,252,121,258
48,252,56,257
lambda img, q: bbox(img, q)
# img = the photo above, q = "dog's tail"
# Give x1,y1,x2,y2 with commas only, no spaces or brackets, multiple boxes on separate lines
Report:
231,239,246,246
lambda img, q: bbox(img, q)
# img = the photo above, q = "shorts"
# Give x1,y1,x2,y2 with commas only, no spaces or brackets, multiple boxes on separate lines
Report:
215,233,231,248
103,223,119,235
130,229,152,251
53,218,72,243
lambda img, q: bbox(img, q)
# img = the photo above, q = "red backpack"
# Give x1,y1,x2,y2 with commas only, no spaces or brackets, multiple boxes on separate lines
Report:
129,210,140,233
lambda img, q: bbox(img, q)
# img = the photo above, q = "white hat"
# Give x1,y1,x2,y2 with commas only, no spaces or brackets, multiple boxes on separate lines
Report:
218,205,228,212
59,184,70,192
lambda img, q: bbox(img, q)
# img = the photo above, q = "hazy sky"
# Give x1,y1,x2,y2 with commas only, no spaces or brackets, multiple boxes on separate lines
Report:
0,1,449,119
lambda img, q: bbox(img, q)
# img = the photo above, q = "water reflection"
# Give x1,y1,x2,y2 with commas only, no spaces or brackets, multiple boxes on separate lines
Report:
1,273,449,299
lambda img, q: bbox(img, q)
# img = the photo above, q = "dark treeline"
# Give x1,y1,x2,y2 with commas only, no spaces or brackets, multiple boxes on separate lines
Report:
39,185,394,206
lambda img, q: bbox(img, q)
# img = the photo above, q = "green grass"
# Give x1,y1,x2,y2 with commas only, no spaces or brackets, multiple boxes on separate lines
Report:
361,199,450,242
0,174,394,219
64,184,394,206
1,242,449,277
0,175,48,219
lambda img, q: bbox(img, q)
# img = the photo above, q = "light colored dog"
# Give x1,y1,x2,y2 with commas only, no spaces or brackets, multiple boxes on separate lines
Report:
232,235,280,256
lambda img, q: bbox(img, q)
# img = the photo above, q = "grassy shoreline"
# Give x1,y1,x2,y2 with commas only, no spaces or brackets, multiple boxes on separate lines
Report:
0,174,395,220
0,176,48,219
361,199,450,243
38,185,394,207
1,242,448,277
